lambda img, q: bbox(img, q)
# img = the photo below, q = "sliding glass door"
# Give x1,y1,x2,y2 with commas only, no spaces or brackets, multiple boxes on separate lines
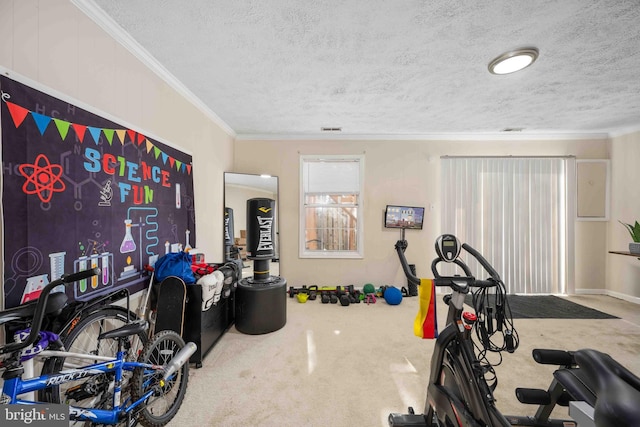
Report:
441,157,570,294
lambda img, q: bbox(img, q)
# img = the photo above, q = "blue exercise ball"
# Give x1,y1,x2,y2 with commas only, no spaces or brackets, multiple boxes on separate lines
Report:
384,286,403,305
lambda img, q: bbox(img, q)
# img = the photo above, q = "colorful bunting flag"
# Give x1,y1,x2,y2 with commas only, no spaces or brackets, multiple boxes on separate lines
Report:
103,128,114,145
126,129,136,144
2,98,190,175
31,112,51,135
115,129,126,145
87,126,102,145
53,118,71,140
6,102,29,127
72,123,87,143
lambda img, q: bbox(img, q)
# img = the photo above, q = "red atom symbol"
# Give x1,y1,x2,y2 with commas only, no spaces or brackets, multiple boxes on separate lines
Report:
18,154,66,203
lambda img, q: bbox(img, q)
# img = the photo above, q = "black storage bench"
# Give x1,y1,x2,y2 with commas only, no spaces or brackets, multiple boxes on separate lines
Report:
182,284,234,368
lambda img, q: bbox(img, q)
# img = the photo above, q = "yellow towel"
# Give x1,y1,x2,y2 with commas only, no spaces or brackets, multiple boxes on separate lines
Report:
413,278,438,339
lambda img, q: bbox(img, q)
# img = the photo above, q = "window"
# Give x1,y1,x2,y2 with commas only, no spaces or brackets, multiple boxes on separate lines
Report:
441,157,570,294
300,155,364,258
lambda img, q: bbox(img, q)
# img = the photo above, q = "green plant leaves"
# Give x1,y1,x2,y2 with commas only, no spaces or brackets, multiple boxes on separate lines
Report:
619,220,640,242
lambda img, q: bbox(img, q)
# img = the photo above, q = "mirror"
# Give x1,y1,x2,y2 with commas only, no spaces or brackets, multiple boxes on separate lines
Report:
224,173,279,278
576,159,610,221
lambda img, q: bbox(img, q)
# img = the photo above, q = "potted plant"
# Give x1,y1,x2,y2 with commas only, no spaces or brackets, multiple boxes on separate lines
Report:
620,220,640,254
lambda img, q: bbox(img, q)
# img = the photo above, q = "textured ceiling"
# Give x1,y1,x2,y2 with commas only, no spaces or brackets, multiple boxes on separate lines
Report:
81,0,640,138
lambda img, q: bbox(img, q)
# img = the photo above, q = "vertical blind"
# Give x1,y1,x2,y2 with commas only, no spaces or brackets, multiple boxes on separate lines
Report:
441,157,568,294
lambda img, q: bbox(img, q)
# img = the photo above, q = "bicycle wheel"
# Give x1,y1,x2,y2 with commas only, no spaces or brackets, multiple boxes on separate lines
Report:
131,330,189,427
39,306,147,424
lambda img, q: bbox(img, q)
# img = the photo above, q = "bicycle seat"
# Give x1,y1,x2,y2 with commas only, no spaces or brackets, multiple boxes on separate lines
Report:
0,292,68,326
570,349,640,427
554,367,597,406
98,320,148,340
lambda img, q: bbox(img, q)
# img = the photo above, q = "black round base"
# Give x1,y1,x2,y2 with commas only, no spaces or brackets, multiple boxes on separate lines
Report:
235,276,287,335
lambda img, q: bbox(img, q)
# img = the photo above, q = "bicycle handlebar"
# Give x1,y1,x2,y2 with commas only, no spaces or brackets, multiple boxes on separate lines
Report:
0,268,101,355
395,237,502,293
461,243,501,281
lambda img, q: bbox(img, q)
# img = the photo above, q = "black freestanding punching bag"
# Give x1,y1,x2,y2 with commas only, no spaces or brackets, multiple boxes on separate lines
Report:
235,198,287,335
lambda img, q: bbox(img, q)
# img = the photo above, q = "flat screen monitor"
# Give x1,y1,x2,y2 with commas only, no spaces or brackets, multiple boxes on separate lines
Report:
384,205,425,230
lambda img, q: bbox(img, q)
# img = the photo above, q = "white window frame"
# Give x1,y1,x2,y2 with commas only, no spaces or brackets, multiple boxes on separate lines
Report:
299,154,364,259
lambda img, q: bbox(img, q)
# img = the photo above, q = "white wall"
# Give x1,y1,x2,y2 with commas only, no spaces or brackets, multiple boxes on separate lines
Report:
606,130,640,301
1,0,634,301
234,138,611,294
0,0,234,270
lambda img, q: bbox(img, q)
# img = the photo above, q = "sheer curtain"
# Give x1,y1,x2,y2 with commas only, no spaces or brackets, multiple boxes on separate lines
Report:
441,157,571,294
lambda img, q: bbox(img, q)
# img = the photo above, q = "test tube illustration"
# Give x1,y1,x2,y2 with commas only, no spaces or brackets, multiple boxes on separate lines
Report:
49,252,66,293
185,229,192,251
101,253,109,285
90,254,99,289
78,256,88,293
176,183,181,208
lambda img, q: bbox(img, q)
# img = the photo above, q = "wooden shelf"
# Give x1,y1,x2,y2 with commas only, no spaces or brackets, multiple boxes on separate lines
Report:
609,251,640,259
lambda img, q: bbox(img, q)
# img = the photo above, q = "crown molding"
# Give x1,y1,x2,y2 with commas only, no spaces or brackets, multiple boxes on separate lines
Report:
71,0,236,137
607,124,640,138
235,131,612,142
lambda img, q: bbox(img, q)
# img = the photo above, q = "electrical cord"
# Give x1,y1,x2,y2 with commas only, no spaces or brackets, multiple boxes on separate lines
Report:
467,277,520,390
470,278,519,353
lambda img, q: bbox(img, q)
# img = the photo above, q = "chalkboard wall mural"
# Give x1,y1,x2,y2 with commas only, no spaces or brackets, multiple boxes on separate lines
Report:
0,73,195,308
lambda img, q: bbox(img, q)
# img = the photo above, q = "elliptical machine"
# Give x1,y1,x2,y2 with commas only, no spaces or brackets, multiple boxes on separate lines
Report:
388,234,640,427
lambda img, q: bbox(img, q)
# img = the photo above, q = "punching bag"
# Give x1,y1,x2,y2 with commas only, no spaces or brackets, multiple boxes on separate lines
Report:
246,198,275,260
236,197,287,335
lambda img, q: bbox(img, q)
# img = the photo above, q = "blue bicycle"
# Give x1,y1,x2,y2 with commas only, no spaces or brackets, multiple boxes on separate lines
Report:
0,268,196,426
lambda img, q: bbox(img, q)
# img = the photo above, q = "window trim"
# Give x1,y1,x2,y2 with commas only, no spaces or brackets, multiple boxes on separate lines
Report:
299,154,364,259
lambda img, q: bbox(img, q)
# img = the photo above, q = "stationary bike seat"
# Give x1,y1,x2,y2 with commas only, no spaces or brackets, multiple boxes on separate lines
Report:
0,292,68,326
571,349,640,427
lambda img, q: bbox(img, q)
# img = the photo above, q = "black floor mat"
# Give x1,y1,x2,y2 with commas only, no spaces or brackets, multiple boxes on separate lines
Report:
463,294,619,319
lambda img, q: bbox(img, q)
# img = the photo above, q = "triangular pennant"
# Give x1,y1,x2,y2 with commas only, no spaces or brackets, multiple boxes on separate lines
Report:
137,133,145,145
146,139,153,153
103,129,115,145
175,160,182,171
153,146,161,159
87,126,102,145
115,129,126,145
5,102,30,128
72,124,87,143
126,129,136,143
161,152,168,164
31,112,52,135
180,163,186,173
53,118,71,140
186,164,192,175
169,157,175,168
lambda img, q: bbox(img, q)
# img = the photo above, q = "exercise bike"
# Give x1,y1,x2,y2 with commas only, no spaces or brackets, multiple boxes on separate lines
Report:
388,234,640,427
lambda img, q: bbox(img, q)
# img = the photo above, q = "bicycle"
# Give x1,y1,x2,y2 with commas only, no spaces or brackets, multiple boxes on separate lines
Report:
388,234,640,427
3,275,150,406
1,268,196,426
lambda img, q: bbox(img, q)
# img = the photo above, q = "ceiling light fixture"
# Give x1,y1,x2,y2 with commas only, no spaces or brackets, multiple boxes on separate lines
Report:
488,47,539,75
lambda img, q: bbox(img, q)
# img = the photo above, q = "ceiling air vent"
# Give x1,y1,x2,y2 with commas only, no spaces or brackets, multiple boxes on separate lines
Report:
321,127,342,132
501,127,524,132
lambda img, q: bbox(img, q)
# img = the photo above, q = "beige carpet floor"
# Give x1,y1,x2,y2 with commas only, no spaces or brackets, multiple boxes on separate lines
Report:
169,293,640,427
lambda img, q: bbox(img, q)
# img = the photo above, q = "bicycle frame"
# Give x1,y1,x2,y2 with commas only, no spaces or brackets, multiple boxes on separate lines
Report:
425,287,511,426
2,348,162,424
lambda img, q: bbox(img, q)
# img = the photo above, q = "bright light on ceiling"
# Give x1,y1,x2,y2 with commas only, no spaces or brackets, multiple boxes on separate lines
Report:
488,48,539,75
